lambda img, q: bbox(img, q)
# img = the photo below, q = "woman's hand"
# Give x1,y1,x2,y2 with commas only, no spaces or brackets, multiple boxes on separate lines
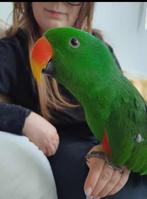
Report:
22,111,59,157
84,145,130,199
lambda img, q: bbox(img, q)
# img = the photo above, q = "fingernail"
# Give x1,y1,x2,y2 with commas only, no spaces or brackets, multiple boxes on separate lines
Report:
85,187,92,196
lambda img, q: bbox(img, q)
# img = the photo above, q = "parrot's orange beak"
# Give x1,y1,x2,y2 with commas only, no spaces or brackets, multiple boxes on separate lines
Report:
30,36,53,82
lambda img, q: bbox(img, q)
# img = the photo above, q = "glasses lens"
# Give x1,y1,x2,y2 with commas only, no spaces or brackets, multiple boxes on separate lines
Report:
67,2,82,6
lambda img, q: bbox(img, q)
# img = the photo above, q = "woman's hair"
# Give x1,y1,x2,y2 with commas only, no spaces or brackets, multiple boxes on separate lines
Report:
6,2,103,121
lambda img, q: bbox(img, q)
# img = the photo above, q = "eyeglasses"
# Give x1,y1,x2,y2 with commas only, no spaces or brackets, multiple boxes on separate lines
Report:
67,2,82,6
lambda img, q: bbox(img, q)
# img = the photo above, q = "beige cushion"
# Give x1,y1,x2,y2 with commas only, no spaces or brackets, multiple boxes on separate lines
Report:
131,79,147,101
124,70,147,101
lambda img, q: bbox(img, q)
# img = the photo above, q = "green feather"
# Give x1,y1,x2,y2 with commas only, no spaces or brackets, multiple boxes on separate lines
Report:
43,27,147,175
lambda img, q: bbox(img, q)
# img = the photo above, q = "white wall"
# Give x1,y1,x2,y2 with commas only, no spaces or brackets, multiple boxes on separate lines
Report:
0,2,147,79
0,2,13,25
93,2,147,79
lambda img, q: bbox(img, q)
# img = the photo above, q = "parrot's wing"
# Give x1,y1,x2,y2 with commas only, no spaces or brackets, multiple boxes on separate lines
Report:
84,87,113,141
106,78,147,173
84,107,107,141
107,95,138,166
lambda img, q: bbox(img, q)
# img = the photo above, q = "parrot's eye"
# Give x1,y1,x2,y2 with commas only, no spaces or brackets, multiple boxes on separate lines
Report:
69,38,80,48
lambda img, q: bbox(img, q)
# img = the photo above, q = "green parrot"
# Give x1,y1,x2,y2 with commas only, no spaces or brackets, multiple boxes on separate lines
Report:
30,26,147,175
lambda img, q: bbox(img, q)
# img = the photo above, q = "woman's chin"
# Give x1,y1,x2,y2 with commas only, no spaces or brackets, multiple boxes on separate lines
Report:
44,21,68,31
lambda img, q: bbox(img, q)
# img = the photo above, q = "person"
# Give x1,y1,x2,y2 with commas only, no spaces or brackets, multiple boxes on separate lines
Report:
0,2,146,199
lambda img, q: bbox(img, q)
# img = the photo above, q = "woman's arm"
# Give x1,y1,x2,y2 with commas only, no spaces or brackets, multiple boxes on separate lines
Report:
0,99,59,157
84,145,130,199
0,102,31,134
22,111,59,156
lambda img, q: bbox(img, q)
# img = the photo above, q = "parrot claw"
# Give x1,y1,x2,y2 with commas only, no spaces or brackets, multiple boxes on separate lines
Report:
85,150,124,174
107,162,125,174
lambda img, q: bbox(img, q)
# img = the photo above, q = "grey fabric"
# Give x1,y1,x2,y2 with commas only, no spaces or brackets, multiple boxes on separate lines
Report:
0,131,58,199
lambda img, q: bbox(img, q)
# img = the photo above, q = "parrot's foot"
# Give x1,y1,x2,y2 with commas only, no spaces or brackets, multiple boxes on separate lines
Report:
85,150,124,174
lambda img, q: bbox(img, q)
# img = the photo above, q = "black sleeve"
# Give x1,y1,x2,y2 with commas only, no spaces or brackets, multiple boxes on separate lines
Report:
0,102,31,134
0,39,31,135
0,39,18,95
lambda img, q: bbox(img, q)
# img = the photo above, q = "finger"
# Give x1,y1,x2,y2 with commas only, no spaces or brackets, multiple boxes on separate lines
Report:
52,143,58,152
52,139,59,150
91,162,113,198
40,145,48,155
84,158,105,197
47,139,59,156
44,139,55,156
35,140,47,155
108,167,130,195
97,169,122,198
46,144,56,156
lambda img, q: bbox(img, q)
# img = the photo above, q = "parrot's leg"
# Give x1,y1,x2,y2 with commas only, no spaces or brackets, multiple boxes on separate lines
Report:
85,151,124,174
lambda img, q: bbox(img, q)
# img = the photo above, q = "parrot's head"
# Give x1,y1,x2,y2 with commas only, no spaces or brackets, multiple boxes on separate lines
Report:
30,27,119,96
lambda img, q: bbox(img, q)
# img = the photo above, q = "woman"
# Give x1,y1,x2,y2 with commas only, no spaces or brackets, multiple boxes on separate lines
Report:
0,2,145,199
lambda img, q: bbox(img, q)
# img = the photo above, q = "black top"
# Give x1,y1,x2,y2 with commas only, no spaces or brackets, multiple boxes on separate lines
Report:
0,28,121,136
